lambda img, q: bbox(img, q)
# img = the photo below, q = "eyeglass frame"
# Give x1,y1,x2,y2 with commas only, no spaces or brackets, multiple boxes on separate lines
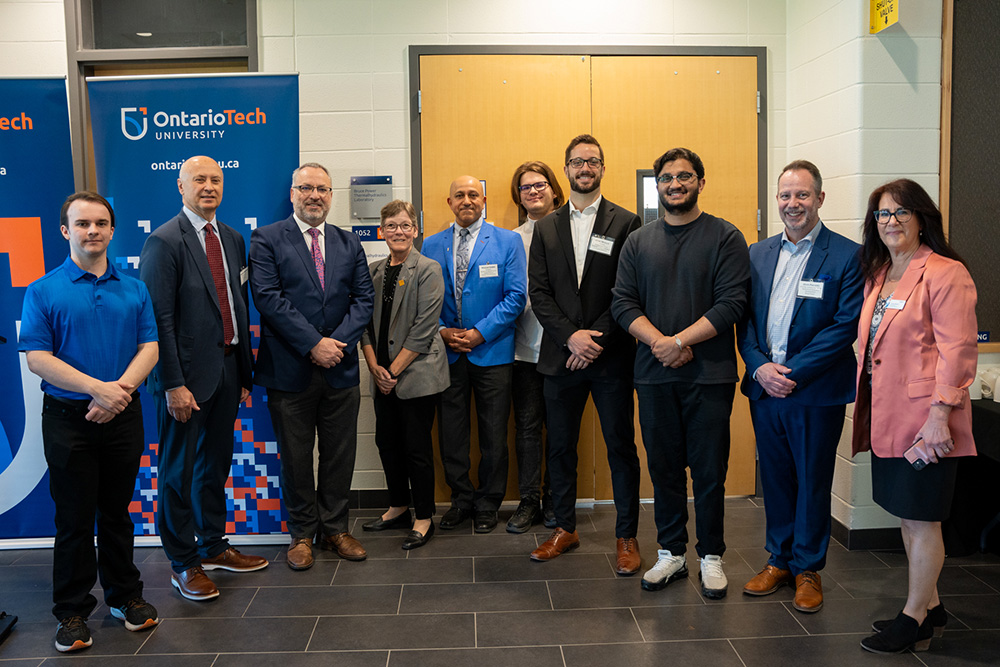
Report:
517,181,550,193
292,185,333,195
874,208,913,225
381,221,415,233
566,157,604,169
656,171,698,185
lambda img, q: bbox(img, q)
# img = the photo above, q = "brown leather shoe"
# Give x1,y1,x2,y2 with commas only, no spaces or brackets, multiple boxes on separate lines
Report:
201,547,269,572
171,566,220,601
615,537,641,575
743,564,794,596
530,528,580,561
793,571,823,612
286,538,314,570
320,532,367,561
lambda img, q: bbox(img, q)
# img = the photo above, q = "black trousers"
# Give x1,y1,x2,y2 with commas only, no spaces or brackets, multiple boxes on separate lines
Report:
544,371,640,537
372,390,438,519
267,368,359,540
42,393,144,620
512,361,550,500
156,352,240,573
437,355,511,512
636,382,735,557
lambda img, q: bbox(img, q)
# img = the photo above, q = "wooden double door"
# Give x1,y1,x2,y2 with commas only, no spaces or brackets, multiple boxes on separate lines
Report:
416,51,762,501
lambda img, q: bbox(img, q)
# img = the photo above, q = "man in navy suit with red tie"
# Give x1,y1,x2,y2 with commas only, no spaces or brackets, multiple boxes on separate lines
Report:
141,156,267,602
250,163,374,570
737,160,863,612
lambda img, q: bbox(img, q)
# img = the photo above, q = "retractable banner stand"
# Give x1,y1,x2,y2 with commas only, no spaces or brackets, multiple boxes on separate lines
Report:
0,78,75,541
87,73,299,539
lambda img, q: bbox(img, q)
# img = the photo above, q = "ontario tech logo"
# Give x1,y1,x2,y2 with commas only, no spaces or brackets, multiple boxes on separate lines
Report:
121,107,148,141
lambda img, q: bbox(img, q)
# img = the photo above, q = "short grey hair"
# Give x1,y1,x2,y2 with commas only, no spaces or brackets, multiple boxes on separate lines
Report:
291,162,330,183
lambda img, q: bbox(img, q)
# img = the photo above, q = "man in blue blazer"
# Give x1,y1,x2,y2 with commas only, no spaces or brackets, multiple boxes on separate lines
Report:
249,163,374,569
140,156,267,602
421,175,527,533
737,160,863,613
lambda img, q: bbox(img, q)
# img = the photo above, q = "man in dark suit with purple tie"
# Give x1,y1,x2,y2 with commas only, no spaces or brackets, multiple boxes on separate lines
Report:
249,163,375,571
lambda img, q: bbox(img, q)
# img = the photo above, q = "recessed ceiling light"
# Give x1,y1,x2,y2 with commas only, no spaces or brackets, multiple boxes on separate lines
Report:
136,32,152,37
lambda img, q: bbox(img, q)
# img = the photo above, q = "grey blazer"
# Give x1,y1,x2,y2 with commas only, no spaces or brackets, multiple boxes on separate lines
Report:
362,249,449,400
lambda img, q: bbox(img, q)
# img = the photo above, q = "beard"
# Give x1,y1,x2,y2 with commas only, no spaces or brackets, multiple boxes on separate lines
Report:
660,188,699,215
569,171,602,195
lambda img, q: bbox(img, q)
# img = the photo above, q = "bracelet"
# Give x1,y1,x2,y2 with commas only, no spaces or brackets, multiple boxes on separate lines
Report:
674,336,684,350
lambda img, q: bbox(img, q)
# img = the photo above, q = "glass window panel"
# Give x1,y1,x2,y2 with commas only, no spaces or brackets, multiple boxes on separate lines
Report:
91,0,248,49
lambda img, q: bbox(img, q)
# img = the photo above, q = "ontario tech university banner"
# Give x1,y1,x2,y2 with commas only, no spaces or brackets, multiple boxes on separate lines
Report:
0,78,75,540
87,73,299,538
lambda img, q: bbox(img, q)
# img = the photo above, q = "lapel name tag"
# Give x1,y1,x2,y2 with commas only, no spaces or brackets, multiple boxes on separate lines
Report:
796,279,823,299
887,299,906,310
479,263,499,278
240,266,248,285
589,234,615,256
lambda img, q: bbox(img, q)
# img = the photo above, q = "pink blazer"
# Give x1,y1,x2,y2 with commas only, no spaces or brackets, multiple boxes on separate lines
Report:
852,245,978,458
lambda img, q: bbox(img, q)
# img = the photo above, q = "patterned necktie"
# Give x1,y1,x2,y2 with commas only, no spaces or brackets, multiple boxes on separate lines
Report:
204,223,235,345
308,227,325,290
455,227,471,323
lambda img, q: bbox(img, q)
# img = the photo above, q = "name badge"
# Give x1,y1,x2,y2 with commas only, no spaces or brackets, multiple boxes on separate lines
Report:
240,266,248,285
797,279,824,299
887,299,906,310
589,234,615,256
479,263,499,279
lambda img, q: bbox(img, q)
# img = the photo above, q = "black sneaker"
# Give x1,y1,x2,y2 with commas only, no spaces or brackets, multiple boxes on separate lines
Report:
506,496,541,533
110,597,159,632
55,615,92,652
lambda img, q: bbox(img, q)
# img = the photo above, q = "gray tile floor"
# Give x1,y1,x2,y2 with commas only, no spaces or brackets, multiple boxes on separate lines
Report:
2,497,998,665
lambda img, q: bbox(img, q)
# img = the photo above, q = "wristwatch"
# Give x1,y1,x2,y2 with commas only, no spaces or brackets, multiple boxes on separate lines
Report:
674,336,684,350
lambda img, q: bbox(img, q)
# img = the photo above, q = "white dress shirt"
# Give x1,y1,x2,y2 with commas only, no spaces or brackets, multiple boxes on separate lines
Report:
569,195,601,286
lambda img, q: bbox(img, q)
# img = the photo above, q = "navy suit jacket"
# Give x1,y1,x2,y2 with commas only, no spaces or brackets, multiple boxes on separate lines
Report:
249,216,374,392
421,221,526,367
737,223,863,406
140,210,253,402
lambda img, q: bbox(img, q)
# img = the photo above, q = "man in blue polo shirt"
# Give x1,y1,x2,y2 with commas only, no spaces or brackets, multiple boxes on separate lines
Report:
19,192,160,653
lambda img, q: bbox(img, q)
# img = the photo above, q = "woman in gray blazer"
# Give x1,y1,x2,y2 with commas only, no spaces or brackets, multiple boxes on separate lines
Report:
361,200,449,549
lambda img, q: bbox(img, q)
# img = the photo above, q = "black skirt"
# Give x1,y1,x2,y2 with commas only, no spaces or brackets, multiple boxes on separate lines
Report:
871,451,959,521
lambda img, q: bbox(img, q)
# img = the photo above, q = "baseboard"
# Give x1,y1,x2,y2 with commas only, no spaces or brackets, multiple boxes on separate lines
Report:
831,517,903,551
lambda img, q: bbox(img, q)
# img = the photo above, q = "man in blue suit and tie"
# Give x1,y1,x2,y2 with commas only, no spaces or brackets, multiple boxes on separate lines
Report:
737,160,863,612
421,176,527,533
249,163,374,570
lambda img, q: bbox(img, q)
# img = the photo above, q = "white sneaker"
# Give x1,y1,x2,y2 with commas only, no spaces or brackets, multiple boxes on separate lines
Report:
641,549,688,591
699,554,728,599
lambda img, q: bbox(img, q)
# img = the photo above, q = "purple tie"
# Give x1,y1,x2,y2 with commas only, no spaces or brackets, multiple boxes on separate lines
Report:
308,227,325,290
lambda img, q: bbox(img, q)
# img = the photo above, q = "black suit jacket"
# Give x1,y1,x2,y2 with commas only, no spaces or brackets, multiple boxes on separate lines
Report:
140,210,253,401
528,198,641,377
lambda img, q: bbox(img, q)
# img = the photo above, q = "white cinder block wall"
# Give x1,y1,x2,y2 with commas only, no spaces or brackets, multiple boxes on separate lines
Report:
0,0,68,76
786,0,945,533
259,0,792,493
2,0,967,536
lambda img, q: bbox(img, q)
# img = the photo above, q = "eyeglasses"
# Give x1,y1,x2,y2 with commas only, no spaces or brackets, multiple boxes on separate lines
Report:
382,222,414,233
874,208,913,225
292,185,332,195
566,157,603,169
656,172,697,185
518,181,549,193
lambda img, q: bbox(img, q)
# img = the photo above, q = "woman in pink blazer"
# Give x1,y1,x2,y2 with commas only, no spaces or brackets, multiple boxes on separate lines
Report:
852,179,977,654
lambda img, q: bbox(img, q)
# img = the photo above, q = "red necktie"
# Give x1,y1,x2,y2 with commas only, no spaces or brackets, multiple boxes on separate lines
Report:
205,223,235,345
308,227,325,290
